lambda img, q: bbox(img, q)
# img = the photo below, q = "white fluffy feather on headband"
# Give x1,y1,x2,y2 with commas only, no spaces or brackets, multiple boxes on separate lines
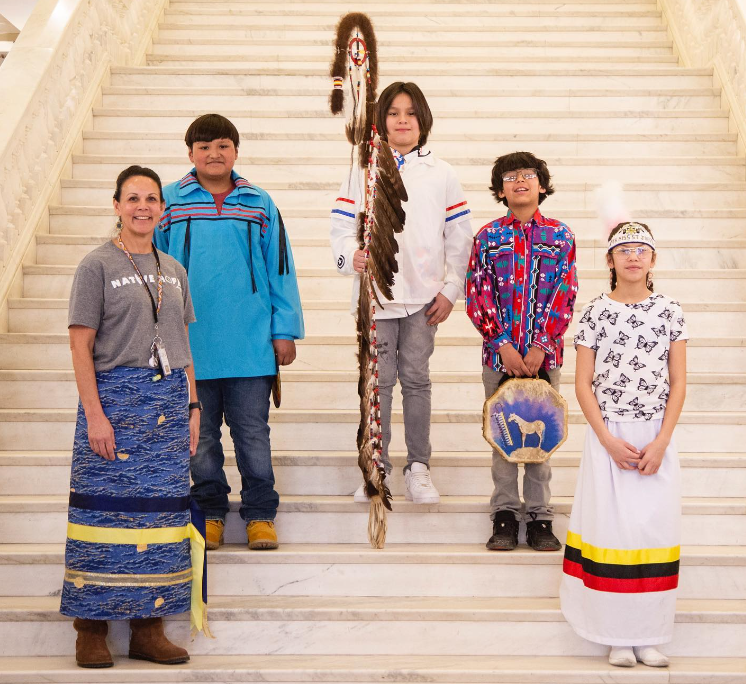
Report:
594,181,655,251
594,180,631,238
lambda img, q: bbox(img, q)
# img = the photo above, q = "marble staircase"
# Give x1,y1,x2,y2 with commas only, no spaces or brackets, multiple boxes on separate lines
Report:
0,0,745,681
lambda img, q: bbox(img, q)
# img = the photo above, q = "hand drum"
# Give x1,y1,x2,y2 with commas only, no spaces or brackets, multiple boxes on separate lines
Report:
483,377,568,464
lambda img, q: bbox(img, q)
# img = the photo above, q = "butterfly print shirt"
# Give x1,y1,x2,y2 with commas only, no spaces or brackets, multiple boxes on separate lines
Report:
575,293,688,422
465,209,578,372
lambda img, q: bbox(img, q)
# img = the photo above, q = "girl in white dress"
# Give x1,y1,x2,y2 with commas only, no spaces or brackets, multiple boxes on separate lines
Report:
560,222,687,668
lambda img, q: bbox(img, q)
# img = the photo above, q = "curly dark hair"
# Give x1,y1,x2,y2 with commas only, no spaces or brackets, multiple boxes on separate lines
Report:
489,151,554,206
607,222,656,292
376,81,434,148
113,165,163,202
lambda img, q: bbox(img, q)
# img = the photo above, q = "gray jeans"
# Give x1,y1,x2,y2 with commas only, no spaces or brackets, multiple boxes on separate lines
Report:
482,365,561,522
377,304,437,474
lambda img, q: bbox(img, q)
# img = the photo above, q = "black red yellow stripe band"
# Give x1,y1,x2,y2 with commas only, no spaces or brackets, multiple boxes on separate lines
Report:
563,531,679,594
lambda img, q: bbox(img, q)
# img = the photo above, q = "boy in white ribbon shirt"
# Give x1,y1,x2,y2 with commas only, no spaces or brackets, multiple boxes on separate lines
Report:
330,81,473,503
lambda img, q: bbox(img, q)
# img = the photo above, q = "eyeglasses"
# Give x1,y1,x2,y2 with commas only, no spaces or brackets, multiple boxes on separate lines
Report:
611,246,654,258
501,169,538,183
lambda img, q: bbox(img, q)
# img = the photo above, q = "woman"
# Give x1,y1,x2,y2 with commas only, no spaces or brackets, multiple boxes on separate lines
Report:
60,165,205,668
560,222,687,667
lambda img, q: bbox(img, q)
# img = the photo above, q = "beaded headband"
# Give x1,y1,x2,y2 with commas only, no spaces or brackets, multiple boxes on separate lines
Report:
607,222,656,252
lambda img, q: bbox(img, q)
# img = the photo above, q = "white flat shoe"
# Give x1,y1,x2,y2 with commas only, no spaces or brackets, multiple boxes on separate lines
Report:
634,646,670,667
353,475,391,503
608,647,636,667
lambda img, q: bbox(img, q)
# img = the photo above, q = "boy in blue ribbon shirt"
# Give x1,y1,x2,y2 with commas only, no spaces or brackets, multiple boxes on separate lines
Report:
156,114,304,550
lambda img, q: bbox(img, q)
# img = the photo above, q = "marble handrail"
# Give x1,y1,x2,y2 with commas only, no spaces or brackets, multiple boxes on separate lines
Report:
660,0,746,145
0,0,166,311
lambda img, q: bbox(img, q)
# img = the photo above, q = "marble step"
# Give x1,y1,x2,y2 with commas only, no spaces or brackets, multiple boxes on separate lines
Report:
170,0,660,5
168,0,657,4
57,174,746,209
147,41,675,59
32,234,746,271
52,180,746,214
155,25,671,40
70,154,743,182
2,654,746,684
146,56,683,69
286,330,746,373
87,106,732,136
22,263,746,301
88,110,732,136
165,8,663,24
167,0,663,14
0,596,744,658
169,0,660,9
100,88,717,112
1,541,744,600
109,66,717,89
241,299,746,336
1,449,744,499
3,493,745,546
0,329,742,372
0,368,741,413
151,28,672,44
0,407,743,453
79,131,739,159
162,7,665,25
46,206,746,242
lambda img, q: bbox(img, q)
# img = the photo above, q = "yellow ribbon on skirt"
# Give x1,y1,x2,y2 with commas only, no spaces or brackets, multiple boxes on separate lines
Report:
66,522,213,638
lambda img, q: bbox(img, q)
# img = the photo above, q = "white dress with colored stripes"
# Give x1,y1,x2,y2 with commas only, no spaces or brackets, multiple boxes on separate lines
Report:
560,418,681,646
560,294,687,646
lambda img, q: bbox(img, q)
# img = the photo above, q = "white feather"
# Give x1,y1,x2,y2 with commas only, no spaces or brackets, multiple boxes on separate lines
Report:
594,181,631,237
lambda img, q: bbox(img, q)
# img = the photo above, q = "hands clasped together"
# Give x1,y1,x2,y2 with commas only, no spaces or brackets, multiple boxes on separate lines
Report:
602,433,667,476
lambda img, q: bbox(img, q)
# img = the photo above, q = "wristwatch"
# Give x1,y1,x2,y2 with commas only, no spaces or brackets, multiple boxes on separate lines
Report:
188,401,203,412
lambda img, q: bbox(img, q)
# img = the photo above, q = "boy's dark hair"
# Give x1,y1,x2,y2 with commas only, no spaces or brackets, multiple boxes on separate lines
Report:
607,222,656,292
113,165,163,202
185,113,240,149
489,151,555,206
376,82,433,147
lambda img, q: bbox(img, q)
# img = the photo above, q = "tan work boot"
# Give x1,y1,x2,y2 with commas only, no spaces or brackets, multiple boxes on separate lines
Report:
247,520,279,550
129,617,189,665
205,519,224,550
73,618,113,668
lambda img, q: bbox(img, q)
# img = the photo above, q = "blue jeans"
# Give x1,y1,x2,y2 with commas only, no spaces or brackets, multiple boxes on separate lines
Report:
190,376,278,522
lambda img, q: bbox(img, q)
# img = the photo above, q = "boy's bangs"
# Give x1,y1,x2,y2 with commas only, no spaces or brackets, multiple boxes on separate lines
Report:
185,114,239,148
495,152,541,176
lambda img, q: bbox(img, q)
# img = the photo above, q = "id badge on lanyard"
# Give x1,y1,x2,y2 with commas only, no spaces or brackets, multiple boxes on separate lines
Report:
118,237,172,378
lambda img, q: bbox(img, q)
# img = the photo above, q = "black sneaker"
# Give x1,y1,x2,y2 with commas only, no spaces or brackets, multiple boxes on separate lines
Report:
526,518,561,551
486,511,519,551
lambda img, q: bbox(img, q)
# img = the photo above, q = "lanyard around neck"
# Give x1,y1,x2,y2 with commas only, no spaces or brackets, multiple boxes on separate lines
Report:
117,236,163,324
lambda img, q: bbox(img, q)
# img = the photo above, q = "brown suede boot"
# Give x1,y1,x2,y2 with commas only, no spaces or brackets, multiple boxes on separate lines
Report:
73,618,113,668
129,617,190,664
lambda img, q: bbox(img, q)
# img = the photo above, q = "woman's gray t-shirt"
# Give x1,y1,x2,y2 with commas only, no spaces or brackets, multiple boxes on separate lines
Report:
68,241,196,372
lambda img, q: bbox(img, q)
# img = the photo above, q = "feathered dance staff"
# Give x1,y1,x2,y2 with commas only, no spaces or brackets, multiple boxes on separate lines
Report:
329,13,407,548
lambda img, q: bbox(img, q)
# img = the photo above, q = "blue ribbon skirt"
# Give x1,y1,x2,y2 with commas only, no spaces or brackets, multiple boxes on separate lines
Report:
60,367,192,620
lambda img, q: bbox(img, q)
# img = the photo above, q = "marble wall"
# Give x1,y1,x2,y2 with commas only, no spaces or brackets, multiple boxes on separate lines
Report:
0,0,166,315
660,0,746,146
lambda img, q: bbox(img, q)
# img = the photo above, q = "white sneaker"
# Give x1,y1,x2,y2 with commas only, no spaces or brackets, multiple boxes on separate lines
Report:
353,474,391,503
404,462,440,504
634,646,669,667
608,647,636,668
